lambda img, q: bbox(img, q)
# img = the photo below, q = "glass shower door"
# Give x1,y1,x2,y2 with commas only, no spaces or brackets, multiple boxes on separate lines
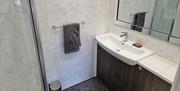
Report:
0,0,44,91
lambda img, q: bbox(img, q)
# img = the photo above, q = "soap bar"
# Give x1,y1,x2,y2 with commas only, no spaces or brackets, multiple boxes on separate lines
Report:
133,43,142,48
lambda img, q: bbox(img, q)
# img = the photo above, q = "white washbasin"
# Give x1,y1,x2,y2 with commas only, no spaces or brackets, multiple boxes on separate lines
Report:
95,33,154,65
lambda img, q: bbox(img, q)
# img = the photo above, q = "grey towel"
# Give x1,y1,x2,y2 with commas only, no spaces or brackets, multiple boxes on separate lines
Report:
63,23,81,54
131,12,146,32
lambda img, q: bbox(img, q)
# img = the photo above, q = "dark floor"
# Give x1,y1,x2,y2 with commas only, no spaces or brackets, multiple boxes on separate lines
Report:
63,77,110,91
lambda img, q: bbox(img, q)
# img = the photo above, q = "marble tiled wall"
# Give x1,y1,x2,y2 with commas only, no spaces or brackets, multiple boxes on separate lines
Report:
0,0,43,91
105,0,180,64
34,0,109,89
1,0,179,90
34,0,179,89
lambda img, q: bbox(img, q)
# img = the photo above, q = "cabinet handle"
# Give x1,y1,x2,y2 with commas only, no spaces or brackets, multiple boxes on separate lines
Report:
108,65,113,69
138,66,142,71
108,65,112,68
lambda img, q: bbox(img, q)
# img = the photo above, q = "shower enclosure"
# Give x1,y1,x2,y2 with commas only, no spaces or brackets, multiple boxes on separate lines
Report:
0,0,47,91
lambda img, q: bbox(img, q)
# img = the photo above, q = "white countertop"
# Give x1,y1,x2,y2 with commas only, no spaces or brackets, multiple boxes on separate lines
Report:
139,54,178,84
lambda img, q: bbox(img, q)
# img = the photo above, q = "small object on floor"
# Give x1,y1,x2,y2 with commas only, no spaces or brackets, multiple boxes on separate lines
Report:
63,77,110,91
49,80,62,91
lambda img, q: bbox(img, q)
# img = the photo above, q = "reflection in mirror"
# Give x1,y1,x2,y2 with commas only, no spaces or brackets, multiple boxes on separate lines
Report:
115,0,180,45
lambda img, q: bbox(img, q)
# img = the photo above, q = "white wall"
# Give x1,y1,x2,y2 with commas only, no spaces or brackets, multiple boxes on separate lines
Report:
171,65,180,91
105,0,180,64
171,3,180,90
34,0,180,89
34,0,109,89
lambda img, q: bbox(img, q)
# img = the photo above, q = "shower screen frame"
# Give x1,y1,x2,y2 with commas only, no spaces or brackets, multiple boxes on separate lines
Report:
27,0,48,91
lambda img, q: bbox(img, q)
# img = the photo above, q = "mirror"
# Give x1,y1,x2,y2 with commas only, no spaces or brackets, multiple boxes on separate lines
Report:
115,0,180,45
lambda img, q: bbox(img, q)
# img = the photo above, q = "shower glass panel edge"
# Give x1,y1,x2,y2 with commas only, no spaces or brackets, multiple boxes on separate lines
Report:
28,0,48,91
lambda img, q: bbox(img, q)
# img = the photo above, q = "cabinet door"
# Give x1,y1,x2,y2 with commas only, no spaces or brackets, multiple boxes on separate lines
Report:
151,75,172,91
97,45,111,86
133,66,171,91
97,45,136,91
109,56,136,91
132,66,154,91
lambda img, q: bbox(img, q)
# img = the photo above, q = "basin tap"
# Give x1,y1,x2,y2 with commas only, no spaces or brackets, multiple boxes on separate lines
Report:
120,32,128,42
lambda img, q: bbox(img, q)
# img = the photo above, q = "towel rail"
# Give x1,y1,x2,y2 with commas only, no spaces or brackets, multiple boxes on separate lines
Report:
52,21,86,30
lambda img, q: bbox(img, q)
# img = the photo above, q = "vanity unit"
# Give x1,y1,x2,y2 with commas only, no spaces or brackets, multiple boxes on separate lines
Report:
95,33,178,91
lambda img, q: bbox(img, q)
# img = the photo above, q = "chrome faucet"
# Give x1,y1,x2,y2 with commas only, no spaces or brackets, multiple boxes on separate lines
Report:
120,32,128,42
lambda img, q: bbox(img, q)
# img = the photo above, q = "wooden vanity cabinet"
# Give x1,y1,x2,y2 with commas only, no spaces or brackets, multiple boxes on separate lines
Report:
97,45,135,91
132,66,171,91
97,45,171,91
